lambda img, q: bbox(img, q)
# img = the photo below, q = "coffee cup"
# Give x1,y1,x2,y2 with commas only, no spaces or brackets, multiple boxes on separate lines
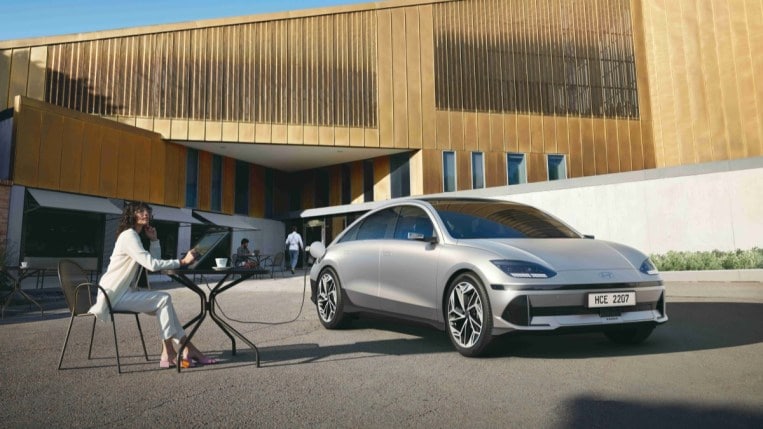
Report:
20,261,28,269
215,258,228,268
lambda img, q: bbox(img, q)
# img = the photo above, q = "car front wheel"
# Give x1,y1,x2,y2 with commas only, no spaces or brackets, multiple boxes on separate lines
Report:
316,267,348,329
446,273,493,357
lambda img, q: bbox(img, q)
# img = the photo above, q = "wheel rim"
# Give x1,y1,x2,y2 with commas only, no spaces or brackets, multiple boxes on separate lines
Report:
447,281,483,348
317,272,337,322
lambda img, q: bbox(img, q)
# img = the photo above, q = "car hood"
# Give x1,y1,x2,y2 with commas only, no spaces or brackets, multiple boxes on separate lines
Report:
465,238,639,271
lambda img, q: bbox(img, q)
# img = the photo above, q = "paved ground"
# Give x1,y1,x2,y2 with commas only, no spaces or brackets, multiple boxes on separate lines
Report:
1,273,762,428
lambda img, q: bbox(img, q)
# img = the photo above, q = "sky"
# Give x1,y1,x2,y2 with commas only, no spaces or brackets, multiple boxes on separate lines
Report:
0,0,369,42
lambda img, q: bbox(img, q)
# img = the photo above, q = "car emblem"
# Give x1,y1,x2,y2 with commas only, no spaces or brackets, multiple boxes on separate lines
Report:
599,271,614,280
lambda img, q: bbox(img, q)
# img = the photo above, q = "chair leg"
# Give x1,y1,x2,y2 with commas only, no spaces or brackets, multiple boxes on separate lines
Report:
133,314,149,361
58,315,76,370
87,317,96,359
110,316,122,374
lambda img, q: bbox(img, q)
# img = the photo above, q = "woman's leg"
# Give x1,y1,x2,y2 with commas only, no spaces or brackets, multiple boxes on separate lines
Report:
112,289,212,363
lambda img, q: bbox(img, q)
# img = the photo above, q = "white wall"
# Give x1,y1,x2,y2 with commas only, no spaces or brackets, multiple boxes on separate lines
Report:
486,159,763,255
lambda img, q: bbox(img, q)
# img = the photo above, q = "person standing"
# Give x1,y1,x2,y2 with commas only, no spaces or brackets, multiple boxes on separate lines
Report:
88,201,217,368
285,226,303,274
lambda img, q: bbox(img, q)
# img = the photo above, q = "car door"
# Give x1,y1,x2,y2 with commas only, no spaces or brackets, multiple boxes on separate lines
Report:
377,205,440,320
333,208,397,310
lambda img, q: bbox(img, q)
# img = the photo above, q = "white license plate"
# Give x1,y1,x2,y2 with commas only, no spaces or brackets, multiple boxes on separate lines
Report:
587,291,636,308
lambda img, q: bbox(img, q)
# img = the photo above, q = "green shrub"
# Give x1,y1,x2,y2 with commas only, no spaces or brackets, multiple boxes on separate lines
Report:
651,247,763,271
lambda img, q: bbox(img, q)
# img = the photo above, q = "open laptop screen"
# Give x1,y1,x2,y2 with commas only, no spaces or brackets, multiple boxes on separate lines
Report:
188,230,229,269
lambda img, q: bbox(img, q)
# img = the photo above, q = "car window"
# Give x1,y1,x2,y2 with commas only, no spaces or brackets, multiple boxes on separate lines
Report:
431,200,579,239
338,221,361,243
393,206,434,240
356,208,397,240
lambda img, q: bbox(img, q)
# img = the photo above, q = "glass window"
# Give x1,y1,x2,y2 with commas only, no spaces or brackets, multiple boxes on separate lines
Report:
211,155,222,211
507,153,527,185
443,151,456,192
471,152,484,189
429,199,580,239
547,154,567,181
356,208,397,240
393,206,434,240
264,169,274,218
185,149,198,208
234,161,249,215
390,152,411,198
363,160,374,202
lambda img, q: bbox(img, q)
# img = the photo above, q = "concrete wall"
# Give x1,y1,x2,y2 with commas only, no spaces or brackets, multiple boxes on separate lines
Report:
482,158,763,255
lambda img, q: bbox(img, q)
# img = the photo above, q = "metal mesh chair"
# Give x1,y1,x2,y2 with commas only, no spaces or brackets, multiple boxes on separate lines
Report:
57,259,149,374
263,251,286,278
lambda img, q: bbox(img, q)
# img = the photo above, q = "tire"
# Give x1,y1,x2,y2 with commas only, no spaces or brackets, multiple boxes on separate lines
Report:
316,267,349,329
445,272,493,357
604,324,655,345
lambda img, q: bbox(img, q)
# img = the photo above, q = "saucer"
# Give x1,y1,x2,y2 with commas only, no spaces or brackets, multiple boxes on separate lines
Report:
213,266,230,271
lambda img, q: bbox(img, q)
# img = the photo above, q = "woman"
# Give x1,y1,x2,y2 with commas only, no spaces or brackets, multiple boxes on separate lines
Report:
89,201,217,368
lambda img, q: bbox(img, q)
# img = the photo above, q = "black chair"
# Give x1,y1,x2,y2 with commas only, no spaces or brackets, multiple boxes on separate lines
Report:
263,252,286,278
57,259,149,374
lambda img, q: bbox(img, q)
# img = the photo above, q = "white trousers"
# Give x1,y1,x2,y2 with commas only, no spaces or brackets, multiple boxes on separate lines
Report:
111,289,186,341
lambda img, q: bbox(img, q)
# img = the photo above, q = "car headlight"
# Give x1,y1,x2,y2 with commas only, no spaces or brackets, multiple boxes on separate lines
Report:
492,260,557,279
639,258,659,275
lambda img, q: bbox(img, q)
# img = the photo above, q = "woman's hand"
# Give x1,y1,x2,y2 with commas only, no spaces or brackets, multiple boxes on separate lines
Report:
144,225,158,241
180,249,197,267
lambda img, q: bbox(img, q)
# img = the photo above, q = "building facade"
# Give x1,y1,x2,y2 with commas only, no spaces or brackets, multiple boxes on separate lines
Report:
1,0,761,266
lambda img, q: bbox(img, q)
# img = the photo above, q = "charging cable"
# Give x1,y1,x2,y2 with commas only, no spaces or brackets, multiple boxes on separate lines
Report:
206,252,311,325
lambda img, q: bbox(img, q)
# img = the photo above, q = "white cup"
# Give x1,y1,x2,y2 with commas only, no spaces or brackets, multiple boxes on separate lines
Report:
215,258,228,268
20,261,28,269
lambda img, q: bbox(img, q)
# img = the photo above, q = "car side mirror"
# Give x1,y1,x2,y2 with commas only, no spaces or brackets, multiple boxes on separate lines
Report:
308,241,326,259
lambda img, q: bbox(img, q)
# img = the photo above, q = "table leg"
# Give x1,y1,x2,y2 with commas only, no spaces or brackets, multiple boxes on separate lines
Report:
1,282,44,319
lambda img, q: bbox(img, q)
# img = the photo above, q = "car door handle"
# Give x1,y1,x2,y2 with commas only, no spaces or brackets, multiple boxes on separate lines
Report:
382,250,392,256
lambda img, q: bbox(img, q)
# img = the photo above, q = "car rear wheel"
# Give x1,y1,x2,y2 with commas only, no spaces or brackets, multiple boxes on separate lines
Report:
604,324,655,345
446,273,493,357
316,267,348,329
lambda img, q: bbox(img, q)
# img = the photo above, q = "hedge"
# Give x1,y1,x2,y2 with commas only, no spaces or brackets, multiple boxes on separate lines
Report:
650,248,763,271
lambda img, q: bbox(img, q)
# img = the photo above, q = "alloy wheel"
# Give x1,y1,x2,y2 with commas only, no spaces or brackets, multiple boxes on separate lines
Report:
447,281,484,349
317,271,337,322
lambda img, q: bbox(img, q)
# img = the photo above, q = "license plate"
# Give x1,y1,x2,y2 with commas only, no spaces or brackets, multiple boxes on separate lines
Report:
587,291,636,308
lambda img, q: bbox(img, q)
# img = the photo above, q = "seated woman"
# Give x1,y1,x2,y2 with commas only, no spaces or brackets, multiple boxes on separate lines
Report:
88,201,217,368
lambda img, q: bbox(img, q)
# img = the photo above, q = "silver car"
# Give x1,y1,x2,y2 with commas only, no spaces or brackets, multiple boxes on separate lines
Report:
308,197,667,356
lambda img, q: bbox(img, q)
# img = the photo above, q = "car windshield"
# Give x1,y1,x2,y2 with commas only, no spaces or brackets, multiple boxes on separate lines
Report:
429,200,580,239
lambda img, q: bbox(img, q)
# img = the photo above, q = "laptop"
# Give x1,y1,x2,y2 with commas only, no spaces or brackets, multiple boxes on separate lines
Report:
187,230,229,269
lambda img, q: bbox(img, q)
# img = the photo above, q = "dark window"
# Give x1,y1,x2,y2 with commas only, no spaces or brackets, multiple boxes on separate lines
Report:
390,153,411,198
363,160,374,202
507,153,527,185
356,208,396,240
430,199,580,239
315,170,329,208
264,169,274,218
471,152,484,189
341,164,351,205
443,151,456,192
211,155,222,211
234,161,249,215
393,206,434,240
547,154,567,181
185,149,198,208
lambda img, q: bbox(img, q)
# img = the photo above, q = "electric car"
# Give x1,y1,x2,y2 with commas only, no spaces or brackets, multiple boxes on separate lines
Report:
308,197,667,357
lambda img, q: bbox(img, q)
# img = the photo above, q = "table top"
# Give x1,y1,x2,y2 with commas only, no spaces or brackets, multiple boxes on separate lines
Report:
163,267,271,275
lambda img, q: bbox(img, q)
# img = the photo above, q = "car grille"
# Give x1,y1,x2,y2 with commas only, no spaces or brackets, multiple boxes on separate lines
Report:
501,292,665,326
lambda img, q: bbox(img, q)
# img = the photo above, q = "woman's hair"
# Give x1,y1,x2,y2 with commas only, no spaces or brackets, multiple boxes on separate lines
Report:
117,201,152,236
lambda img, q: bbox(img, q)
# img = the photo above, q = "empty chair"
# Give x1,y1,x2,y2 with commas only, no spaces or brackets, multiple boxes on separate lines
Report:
57,259,149,374
263,252,285,278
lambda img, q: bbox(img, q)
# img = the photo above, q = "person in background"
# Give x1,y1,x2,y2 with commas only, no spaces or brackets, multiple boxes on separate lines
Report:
235,238,252,267
285,225,303,274
88,201,218,369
